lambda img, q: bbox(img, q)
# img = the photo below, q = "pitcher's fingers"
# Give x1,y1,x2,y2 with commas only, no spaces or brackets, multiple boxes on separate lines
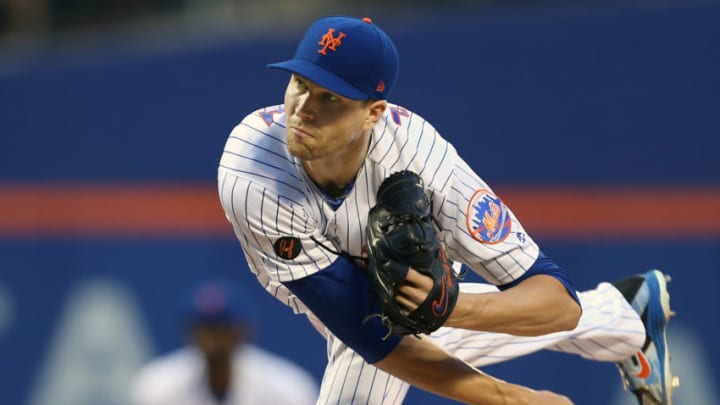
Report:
404,268,434,289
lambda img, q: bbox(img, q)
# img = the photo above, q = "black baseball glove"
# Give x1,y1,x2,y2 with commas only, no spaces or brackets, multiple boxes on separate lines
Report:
364,170,459,337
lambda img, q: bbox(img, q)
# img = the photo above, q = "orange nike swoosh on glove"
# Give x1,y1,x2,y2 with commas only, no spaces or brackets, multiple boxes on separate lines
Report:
431,279,448,317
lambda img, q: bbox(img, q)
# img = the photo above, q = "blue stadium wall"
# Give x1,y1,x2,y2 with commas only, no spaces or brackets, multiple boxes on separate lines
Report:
1,3,718,405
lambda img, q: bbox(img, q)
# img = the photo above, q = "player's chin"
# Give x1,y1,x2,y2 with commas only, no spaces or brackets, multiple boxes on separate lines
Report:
286,139,314,160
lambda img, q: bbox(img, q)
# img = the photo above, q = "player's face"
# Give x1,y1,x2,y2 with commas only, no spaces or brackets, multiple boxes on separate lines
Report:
284,74,385,161
191,323,245,361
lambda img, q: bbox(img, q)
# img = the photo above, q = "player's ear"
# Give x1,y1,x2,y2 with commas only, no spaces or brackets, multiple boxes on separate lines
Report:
363,100,387,131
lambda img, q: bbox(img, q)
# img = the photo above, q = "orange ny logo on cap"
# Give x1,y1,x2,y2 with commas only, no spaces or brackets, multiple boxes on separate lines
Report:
318,28,346,55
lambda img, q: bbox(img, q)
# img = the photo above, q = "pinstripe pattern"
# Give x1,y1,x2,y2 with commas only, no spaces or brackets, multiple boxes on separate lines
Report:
317,334,409,405
218,104,646,404
430,282,646,367
218,104,540,312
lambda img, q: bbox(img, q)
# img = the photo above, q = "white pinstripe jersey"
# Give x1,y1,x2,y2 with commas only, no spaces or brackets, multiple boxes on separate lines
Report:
218,103,540,315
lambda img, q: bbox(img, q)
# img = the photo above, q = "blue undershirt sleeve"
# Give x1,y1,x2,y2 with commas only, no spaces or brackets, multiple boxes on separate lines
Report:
282,256,402,364
498,251,581,307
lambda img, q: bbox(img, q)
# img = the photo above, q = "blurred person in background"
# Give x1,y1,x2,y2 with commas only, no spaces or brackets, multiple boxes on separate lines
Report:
130,278,319,405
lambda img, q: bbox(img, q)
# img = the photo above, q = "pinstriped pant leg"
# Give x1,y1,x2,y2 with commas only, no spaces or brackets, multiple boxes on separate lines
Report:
316,333,410,405
430,282,645,367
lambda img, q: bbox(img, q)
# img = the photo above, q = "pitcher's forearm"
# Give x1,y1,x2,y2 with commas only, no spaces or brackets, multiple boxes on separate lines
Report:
447,275,581,335
375,335,572,405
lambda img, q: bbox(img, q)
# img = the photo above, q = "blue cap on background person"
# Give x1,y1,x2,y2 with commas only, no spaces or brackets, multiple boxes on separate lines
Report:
268,16,400,100
183,279,256,326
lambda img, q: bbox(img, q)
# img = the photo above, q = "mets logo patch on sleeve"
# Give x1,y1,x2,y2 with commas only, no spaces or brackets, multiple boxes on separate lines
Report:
466,189,512,244
274,237,302,260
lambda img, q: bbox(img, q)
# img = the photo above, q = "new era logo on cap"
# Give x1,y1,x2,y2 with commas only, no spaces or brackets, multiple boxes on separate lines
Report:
268,16,399,100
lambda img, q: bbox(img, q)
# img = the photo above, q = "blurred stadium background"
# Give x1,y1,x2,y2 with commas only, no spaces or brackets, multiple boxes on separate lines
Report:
1,0,719,404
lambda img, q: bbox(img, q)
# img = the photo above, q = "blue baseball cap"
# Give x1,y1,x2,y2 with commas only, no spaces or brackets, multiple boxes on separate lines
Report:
183,279,256,326
268,16,399,100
